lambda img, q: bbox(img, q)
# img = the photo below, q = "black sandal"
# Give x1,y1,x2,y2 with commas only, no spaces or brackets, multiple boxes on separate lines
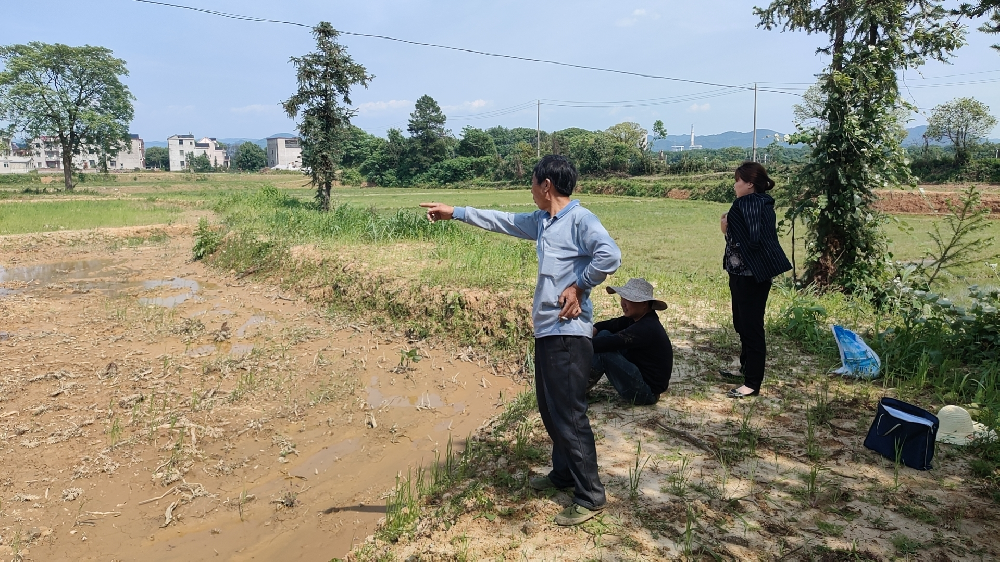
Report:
726,387,760,398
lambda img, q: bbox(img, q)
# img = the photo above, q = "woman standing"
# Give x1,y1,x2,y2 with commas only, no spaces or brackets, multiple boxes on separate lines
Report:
719,162,791,398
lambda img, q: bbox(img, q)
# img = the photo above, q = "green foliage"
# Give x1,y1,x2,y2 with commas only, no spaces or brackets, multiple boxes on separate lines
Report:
914,185,999,286
0,42,135,190
341,126,383,168
399,95,450,180
187,153,213,173
757,0,965,293
283,22,373,211
456,126,497,158
959,0,1000,51
885,285,1000,364
192,217,221,260
145,146,169,170
652,120,667,140
419,156,495,184
925,97,998,165
688,179,734,203
232,141,267,171
770,289,838,357
359,128,404,186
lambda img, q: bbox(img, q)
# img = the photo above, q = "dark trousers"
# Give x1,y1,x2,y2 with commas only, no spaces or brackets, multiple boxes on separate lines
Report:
590,331,659,405
729,274,772,392
535,335,606,510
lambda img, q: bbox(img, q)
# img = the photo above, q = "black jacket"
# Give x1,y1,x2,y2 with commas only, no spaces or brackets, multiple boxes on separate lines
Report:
724,192,792,282
593,312,673,394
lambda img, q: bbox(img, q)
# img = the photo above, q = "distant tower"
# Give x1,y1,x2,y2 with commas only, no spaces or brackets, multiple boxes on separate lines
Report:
688,125,702,149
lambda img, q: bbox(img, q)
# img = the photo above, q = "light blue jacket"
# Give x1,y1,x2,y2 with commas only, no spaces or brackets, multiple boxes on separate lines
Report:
453,200,621,338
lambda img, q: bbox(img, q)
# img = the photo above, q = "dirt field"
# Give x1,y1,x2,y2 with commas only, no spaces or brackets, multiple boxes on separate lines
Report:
0,225,518,561
875,185,1000,216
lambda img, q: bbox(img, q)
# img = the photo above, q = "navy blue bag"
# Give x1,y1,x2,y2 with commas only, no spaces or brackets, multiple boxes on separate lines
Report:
863,397,939,471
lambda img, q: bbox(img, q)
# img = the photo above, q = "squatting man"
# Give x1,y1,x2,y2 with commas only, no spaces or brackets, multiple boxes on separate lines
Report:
420,154,620,526
589,277,673,405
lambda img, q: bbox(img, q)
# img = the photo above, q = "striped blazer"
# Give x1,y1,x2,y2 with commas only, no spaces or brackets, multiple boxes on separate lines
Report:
724,193,792,283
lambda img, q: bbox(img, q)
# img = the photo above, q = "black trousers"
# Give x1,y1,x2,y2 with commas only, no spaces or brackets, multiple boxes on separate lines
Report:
535,335,606,510
729,274,772,392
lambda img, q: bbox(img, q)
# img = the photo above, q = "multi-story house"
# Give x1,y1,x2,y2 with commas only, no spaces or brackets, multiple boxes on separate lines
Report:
168,135,229,170
266,134,303,170
29,135,145,170
112,135,145,170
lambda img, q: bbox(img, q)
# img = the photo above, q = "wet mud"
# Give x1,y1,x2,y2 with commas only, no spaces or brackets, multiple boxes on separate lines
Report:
0,227,519,561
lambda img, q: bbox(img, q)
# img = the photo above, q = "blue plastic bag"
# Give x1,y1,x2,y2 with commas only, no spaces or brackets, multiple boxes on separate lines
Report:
831,325,881,379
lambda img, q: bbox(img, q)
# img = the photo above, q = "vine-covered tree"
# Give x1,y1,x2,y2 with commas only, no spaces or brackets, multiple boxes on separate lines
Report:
0,42,134,190
756,0,965,291
283,22,372,211
925,97,997,165
232,141,267,171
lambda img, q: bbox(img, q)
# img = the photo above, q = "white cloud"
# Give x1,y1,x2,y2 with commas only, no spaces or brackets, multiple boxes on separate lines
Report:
616,8,660,27
443,99,490,113
356,99,412,113
687,103,711,112
230,104,280,114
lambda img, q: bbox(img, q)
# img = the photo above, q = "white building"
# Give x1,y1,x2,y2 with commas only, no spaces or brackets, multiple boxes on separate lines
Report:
0,155,36,174
168,135,229,170
111,135,145,170
29,135,144,170
266,135,303,170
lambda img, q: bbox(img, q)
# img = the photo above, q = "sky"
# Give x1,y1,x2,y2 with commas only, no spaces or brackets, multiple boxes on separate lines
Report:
5,0,1000,141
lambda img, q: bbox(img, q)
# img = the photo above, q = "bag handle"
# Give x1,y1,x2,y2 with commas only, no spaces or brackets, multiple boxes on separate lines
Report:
876,414,902,437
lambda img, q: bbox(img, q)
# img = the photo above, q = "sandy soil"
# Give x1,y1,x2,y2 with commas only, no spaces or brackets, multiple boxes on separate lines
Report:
0,226,518,561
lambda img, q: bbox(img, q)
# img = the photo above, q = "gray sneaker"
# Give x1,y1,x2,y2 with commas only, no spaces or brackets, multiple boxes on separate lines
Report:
554,503,603,526
528,475,571,491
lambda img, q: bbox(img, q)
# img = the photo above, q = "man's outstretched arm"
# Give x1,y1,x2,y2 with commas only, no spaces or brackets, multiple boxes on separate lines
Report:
420,202,538,240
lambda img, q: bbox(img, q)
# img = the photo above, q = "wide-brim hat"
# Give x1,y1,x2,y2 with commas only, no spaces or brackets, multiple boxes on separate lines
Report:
936,405,996,445
605,278,668,311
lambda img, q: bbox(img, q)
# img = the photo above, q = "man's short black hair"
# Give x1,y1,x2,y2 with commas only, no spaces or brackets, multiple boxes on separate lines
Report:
532,155,577,196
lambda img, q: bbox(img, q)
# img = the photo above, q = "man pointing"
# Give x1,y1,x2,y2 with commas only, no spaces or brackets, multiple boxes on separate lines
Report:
420,155,620,525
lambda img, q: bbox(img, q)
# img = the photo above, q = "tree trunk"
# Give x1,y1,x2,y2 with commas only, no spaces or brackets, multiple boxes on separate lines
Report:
62,148,74,191
319,181,332,212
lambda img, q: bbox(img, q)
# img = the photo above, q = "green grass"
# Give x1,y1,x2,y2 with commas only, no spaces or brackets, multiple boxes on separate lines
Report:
0,199,182,235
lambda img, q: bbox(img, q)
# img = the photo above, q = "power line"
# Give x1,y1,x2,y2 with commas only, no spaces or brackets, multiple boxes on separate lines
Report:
135,0,757,91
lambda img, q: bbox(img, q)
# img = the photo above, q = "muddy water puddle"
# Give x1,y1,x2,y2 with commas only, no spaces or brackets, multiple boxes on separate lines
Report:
0,259,208,308
0,236,520,561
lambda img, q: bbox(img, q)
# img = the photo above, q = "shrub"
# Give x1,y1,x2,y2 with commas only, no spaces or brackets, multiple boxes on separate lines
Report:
689,179,734,203
191,218,222,260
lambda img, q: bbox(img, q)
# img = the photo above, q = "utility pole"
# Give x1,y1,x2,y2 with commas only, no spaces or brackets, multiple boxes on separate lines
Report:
751,83,758,162
536,100,541,158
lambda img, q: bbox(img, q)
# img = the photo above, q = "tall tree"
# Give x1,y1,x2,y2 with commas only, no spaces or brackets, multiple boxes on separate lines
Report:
756,0,964,291
0,42,134,190
399,95,450,180
232,141,267,171
925,97,998,164
283,22,372,211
